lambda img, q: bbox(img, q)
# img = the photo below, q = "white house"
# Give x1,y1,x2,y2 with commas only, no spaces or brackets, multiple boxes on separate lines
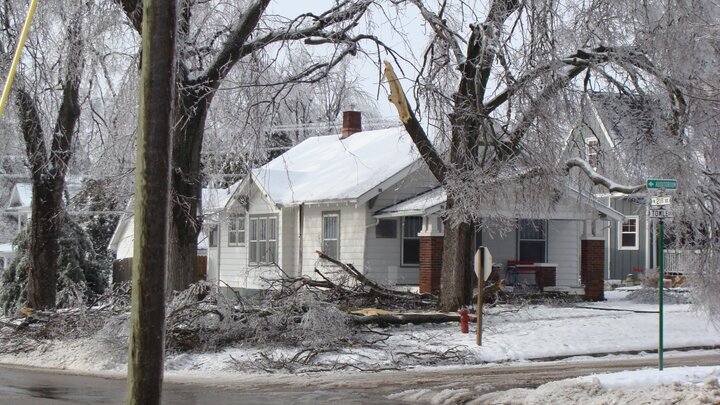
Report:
207,111,623,298
2,180,83,275
5,183,33,233
0,243,14,275
4,180,84,234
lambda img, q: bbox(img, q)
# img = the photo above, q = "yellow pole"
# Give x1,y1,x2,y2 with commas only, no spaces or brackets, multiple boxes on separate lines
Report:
0,0,39,119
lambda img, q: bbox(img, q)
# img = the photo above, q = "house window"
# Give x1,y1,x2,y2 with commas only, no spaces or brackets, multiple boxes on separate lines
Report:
376,219,397,239
585,137,599,168
228,215,245,246
619,216,639,250
208,226,218,248
402,216,423,265
322,212,340,258
519,219,547,262
249,216,277,264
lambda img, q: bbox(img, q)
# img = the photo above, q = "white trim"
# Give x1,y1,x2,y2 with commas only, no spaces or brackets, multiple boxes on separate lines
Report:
401,216,423,266
227,214,245,246
618,215,640,250
322,211,341,259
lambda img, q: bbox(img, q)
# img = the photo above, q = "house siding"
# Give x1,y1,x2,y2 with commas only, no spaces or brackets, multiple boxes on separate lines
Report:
369,165,439,210
609,198,646,280
301,203,367,278
114,217,135,260
481,228,516,274
364,216,419,285
281,206,298,276
547,220,582,287
217,184,283,290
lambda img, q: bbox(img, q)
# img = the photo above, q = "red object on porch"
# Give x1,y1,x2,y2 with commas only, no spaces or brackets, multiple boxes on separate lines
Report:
507,261,556,291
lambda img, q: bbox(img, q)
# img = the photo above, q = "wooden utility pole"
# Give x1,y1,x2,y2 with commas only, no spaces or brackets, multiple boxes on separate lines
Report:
125,0,176,403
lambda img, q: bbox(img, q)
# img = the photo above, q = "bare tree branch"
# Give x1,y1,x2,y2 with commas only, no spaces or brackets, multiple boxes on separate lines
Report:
384,61,447,183
566,158,645,194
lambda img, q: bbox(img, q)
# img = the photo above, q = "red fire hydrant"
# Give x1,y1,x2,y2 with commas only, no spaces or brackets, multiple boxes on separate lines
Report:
459,307,470,333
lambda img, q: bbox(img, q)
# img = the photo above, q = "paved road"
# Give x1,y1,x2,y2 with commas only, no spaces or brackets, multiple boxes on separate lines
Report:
1,352,718,404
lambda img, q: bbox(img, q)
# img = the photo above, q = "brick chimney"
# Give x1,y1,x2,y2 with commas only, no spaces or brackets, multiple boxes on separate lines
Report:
340,111,362,139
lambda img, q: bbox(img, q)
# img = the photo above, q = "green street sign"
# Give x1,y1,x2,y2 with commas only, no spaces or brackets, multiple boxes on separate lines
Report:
646,179,677,190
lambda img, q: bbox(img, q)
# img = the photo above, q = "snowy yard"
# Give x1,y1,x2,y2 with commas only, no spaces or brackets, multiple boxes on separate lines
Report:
0,287,718,403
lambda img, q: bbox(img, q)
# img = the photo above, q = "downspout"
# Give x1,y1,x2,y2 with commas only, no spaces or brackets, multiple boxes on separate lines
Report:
298,203,304,277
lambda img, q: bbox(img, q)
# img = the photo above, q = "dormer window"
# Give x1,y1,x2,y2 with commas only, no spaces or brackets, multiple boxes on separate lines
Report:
585,137,599,169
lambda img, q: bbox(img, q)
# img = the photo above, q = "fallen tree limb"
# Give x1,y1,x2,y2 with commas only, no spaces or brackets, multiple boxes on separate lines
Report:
316,250,436,302
349,312,472,326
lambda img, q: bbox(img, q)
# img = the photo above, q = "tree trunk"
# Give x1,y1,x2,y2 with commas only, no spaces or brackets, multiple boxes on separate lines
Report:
125,0,176,401
438,209,474,312
26,178,63,309
165,89,212,293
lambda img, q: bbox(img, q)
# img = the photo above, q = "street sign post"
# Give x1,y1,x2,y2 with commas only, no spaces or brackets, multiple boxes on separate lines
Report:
474,247,492,347
646,178,677,371
646,179,677,190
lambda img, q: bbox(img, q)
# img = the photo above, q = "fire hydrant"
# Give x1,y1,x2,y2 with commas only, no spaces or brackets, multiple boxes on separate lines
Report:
459,307,470,333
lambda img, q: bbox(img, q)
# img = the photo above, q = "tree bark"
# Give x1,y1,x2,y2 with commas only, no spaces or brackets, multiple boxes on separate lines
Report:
438,215,474,312
125,0,176,401
14,14,82,308
165,88,213,293
26,179,63,309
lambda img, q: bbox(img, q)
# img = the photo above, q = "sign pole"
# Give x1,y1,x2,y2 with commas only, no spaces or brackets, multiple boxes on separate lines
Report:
658,218,664,371
476,249,484,346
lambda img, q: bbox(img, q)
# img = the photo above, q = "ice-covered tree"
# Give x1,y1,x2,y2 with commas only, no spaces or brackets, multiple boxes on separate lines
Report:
113,0,390,292
383,0,716,311
0,212,106,314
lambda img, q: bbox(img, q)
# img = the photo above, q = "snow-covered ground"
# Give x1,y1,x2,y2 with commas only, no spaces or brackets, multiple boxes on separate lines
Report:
1,288,718,403
389,365,720,404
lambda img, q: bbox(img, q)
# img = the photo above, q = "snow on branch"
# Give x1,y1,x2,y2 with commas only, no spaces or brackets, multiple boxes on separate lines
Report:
566,158,645,194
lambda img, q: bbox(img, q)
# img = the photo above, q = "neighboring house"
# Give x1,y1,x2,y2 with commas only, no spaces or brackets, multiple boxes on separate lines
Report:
4,181,84,234
5,183,33,234
1,180,83,278
107,184,238,281
0,243,14,275
208,111,623,297
569,93,666,282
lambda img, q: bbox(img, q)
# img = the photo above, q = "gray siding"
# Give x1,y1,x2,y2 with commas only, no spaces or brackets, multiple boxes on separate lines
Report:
364,216,418,285
547,220,582,287
608,198,647,280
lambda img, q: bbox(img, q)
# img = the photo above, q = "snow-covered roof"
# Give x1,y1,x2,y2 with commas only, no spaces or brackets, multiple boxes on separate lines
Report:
375,187,445,218
252,127,424,205
6,181,83,212
108,183,238,251
375,185,625,221
0,243,14,254
203,181,240,213
12,183,32,208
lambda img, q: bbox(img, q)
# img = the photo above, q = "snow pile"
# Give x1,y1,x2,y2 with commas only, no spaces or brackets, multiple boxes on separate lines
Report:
473,367,720,405
388,367,720,404
625,287,691,305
